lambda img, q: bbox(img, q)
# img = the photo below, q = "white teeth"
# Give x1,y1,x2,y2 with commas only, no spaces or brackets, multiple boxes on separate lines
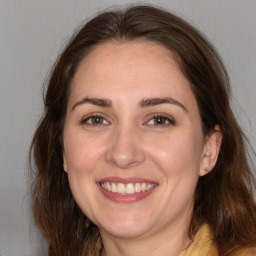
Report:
146,184,154,190
111,183,117,193
117,183,126,194
106,182,111,191
126,183,135,194
135,183,142,193
101,182,155,194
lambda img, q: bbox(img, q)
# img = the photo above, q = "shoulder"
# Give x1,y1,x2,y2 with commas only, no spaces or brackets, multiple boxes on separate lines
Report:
180,224,256,256
228,248,256,256
179,224,218,256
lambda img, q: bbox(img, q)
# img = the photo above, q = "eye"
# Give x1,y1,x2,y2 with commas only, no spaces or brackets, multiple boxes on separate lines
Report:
146,114,175,126
81,114,109,126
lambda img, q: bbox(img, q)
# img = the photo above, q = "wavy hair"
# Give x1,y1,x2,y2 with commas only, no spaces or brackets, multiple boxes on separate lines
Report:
30,5,256,255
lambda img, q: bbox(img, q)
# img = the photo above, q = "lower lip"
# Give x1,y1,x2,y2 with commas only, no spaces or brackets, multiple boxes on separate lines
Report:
98,184,157,203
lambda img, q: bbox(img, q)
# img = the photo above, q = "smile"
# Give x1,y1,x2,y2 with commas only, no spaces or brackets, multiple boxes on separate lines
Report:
100,182,156,195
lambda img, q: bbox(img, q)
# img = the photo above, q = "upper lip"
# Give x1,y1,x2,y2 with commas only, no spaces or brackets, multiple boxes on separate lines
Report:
97,176,158,184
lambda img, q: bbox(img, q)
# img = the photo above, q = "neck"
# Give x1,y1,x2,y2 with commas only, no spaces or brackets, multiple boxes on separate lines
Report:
100,220,192,256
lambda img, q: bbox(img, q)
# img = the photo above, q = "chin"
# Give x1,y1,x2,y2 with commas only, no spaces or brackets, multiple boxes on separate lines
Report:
97,215,153,238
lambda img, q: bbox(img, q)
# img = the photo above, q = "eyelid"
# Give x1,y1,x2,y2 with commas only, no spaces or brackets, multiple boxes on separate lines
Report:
79,112,175,127
80,112,111,126
143,113,176,126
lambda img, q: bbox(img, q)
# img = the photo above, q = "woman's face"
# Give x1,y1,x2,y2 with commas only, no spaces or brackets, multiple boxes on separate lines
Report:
63,41,214,239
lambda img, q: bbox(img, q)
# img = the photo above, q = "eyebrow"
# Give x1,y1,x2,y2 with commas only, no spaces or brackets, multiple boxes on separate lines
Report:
71,97,112,110
71,97,187,112
140,97,188,112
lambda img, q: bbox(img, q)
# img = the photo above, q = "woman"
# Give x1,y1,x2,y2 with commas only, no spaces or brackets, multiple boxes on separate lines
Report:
30,5,256,256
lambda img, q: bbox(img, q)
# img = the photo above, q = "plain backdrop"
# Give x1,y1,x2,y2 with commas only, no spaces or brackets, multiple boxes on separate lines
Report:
0,0,255,255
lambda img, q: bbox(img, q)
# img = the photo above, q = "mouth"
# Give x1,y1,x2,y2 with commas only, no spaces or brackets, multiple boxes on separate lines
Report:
100,182,156,195
97,177,158,203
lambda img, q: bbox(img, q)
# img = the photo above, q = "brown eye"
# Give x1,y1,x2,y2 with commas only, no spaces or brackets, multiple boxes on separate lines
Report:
91,116,104,124
82,115,108,125
147,115,175,126
154,116,168,125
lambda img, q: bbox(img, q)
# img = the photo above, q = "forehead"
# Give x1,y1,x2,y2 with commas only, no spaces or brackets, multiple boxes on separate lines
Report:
69,40,197,111
76,40,181,78
82,40,180,66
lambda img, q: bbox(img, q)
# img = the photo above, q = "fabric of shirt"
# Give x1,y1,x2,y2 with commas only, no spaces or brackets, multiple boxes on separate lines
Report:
179,224,218,256
179,224,256,256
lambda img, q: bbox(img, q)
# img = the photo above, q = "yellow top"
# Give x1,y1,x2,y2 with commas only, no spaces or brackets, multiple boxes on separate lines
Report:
179,224,256,256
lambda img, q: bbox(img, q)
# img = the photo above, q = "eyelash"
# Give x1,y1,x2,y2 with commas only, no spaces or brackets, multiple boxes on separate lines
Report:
80,114,110,126
145,114,176,127
80,113,175,127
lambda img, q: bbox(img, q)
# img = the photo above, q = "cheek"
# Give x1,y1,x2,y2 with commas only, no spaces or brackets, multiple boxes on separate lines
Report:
142,131,203,222
146,130,203,177
63,133,107,219
63,132,106,174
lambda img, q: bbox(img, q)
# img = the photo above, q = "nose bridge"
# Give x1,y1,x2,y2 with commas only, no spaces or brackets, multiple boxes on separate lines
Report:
105,122,145,169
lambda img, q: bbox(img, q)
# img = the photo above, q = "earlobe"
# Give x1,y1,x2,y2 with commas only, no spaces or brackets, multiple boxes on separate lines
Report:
63,161,67,173
200,125,222,176
62,150,68,173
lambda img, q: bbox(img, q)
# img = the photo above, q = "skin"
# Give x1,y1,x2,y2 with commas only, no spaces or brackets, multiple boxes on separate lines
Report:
62,41,222,256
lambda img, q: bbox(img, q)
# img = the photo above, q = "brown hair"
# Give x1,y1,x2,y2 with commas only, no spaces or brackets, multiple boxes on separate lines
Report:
30,5,256,256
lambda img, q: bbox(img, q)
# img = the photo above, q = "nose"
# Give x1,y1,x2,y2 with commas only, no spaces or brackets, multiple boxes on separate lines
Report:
105,125,146,169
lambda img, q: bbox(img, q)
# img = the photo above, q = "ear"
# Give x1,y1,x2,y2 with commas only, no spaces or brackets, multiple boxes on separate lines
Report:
62,149,68,173
199,125,222,176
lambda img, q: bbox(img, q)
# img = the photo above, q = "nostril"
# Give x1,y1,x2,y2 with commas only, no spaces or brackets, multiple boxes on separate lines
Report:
105,128,146,168
105,145,146,169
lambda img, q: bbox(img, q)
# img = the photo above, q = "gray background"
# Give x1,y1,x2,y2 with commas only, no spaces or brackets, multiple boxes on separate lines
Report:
0,0,255,255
